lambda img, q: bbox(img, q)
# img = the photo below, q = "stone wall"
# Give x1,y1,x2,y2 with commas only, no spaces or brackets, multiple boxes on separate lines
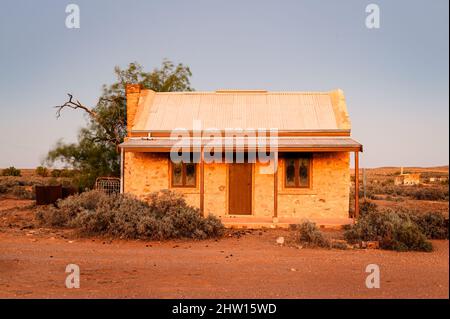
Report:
277,152,350,220
123,151,350,221
394,174,421,186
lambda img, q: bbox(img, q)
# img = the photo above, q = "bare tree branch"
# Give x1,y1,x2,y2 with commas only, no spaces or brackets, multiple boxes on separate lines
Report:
55,94,98,120
54,93,123,149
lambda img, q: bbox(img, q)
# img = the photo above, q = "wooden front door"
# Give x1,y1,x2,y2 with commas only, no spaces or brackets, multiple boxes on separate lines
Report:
228,163,252,215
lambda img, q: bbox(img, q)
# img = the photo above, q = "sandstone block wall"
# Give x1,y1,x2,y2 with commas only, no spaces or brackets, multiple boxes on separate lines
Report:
277,152,350,219
124,152,350,220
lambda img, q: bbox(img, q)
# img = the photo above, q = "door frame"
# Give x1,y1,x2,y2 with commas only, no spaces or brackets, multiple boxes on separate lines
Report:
226,163,255,216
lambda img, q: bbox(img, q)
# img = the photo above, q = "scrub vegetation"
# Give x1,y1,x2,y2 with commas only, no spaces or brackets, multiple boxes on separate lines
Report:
36,190,224,240
344,201,448,252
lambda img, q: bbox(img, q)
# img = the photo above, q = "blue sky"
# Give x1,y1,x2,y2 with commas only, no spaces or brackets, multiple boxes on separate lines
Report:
0,0,448,168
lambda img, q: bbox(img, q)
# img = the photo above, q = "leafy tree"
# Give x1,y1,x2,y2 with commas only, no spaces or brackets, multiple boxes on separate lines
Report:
46,60,193,190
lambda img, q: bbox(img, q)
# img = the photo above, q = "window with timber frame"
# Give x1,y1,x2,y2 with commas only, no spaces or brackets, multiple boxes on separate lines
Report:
170,161,197,188
284,153,312,188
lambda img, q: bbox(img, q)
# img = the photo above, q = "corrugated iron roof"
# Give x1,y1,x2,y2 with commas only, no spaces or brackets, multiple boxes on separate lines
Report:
131,90,351,132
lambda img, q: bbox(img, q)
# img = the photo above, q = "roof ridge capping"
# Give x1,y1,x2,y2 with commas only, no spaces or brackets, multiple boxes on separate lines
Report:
215,89,268,93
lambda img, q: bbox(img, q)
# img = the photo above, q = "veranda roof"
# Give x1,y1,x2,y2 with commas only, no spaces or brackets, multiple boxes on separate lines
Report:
119,137,362,152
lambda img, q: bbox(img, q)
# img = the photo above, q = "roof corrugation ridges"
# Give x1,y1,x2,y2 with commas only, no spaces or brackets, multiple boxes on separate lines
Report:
133,91,342,131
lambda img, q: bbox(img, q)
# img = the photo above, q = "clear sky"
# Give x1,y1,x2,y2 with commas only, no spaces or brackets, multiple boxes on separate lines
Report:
0,0,448,168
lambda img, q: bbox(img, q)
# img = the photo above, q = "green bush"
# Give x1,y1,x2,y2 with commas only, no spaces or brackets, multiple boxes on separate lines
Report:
296,220,330,248
344,210,432,252
2,167,21,176
35,166,49,177
36,190,224,240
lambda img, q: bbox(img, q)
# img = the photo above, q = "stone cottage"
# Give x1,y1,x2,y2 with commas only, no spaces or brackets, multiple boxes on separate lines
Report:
119,84,363,227
394,174,421,186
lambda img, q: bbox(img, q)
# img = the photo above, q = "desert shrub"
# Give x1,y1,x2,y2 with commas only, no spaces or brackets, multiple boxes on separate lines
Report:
360,200,378,216
330,241,348,250
408,212,449,240
296,220,330,248
344,210,432,252
48,169,77,179
51,169,61,177
0,175,74,198
35,166,49,177
36,206,69,227
142,191,223,239
44,177,73,188
36,190,224,240
2,167,21,176
0,178,34,198
0,177,20,194
60,190,107,212
71,192,151,238
410,187,448,201
60,169,77,178
36,190,109,227
12,186,34,199
47,169,77,183
365,182,448,201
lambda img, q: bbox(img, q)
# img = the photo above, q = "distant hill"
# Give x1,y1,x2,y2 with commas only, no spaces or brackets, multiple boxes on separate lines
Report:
351,166,449,177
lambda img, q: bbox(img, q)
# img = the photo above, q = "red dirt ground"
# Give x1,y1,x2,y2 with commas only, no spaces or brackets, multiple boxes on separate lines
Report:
0,199,448,299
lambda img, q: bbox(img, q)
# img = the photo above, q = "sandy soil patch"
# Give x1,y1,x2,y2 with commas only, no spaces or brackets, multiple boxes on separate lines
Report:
0,197,448,299
0,230,448,298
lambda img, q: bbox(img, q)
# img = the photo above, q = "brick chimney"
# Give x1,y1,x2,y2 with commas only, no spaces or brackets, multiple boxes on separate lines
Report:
125,84,141,136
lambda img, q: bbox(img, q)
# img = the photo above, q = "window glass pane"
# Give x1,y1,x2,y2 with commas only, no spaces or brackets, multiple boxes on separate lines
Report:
172,162,183,186
185,163,196,186
285,159,296,186
247,152,257,163
298,158,310,187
